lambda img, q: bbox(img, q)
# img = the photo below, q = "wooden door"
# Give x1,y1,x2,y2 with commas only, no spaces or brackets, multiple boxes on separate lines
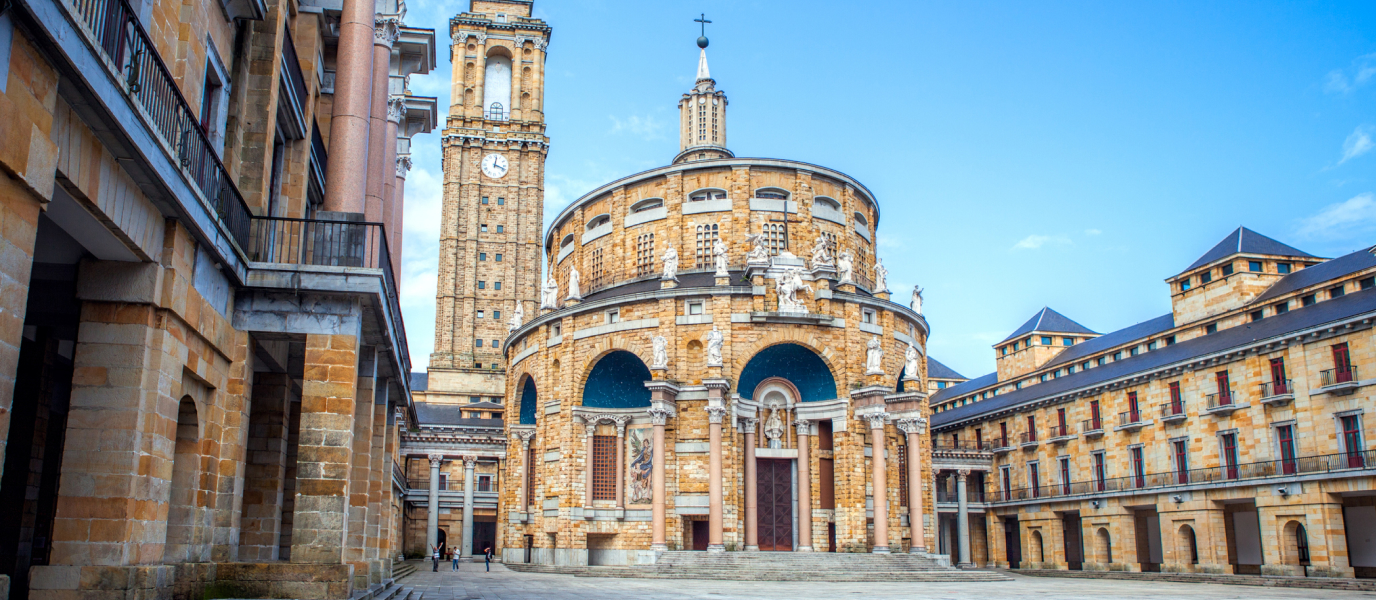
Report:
691,520,709,551
1004,517,1022,568
757,458,794,551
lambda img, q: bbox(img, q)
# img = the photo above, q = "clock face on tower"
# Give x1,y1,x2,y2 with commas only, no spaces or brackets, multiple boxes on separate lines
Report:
481,153,509,179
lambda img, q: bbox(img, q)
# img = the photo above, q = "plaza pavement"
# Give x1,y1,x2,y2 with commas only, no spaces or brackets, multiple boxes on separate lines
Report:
397,561,1374,599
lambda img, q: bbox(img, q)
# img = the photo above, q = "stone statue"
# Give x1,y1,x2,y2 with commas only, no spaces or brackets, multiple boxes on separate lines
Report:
777,268,813,313
661,246,679,281
910,285,923,315
713,237,729,276
746,233,770,264
540,273,559,309
507,303,524,332
810,235,833,268
651,335,668,369
837,250,854,283
904,342,920,380
705,326,724,366
874,258,888,292
763,401,785,449
866,335,884,375
567,267,581,300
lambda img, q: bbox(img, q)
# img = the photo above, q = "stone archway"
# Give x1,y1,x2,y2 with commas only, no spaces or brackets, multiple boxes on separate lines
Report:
581,350,652,409
517,374,538,425
1095,527,1112,565
165,396,201,563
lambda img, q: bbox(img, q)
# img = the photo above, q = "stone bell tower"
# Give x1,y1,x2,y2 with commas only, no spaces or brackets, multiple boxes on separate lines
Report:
674,23,731,164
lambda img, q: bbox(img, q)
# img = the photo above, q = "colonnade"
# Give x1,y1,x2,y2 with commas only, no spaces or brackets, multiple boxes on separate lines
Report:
421,454,486,559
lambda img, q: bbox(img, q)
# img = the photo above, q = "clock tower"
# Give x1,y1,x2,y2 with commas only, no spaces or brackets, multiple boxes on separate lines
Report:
425,0,549,403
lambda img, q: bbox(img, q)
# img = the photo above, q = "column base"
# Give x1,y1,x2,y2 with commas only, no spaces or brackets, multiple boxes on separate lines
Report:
651,543,668,552
707,544,725,553
744,545,759,552
872,546,891,554
909,546,927,554
796,546,814,552
957,562,976,569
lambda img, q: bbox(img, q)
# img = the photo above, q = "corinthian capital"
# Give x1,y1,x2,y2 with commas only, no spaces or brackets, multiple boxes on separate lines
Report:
375,16,402,47
387,95,407,123
396,155,412,178
794,419,811,436
706,406,729,424
739,417,759,435
427,453,444,467
463,454,478,469
864,411,889,431
896,416,928,436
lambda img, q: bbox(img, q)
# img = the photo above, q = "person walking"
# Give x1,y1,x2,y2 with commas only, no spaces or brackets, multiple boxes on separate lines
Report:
451,547,460,571
431,544,440,572
484,546,493,572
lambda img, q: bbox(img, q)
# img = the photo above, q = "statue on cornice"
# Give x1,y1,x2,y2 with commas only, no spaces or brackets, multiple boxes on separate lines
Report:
651,335,668,369
507,303,524,332
567,267,582,301
910,285,924,315
705,326,723,366
713,238,729,276
764,401,785,449
661,246,679,281
905,342,921,381
810,235,833,269
777,268,812,313
540,273,559,309
837,250,854,283
874,258,889,292
866,335,884,375
746,233,770,264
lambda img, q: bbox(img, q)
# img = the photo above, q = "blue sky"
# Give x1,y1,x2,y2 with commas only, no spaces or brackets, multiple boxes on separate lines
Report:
400,0,1376,379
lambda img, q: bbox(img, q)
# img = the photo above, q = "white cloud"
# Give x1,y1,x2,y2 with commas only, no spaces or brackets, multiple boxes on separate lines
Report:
1011,234,1072,251
1339,125,1374,165
1297,192,1376,239
1084,228,1102,236
608,114,666,140
1324,53,1376,94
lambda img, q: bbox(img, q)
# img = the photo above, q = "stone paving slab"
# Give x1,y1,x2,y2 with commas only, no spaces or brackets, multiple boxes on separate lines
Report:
395,561,1375,599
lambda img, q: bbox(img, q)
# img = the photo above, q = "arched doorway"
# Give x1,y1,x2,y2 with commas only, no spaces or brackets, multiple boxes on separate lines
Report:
1030,530,1045,563
1178,524,1199,565
1095,527,1112,564
1284,521,1311,566
165,396,201,563
437,528,448,559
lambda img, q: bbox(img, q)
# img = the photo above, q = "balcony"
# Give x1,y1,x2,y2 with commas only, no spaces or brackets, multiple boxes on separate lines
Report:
936,488,987,504
1081,419,1104,439
991,438,1014,454
932,439,993,452
246,217,411,376
1259,379,1295,407
1115,410,1151,432
1204,388,1248,416
1159,399,1188,424
986,448,1375,504
1047,424,1077,445
1317,366,1360,396
1019,431,1039,450
65,0,252,251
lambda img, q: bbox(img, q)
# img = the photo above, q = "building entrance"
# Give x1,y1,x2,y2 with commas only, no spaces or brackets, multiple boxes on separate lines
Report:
757,458,794,551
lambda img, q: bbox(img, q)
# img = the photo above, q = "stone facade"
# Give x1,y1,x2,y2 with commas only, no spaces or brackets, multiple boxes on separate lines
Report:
928,228,1376,580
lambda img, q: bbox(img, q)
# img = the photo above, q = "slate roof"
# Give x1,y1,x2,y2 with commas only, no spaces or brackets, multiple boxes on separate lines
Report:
1250,247,1376,305
1043,313,1177,370
927,357,967,381
928,371,998,405
1000,307,1098,343
410,371,428,392
1184,227,1315,272
932,286,1376,429
414,402,503,428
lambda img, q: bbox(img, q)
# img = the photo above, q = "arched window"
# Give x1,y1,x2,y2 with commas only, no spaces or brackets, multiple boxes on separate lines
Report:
688,188,726,202
630,198,663,213
487,102,505,121
519,376,538,425
483,51,512,120
754,187,789,200
738,343,838,404
586,214,611,230
582,351,653,408
560,234,574,249
813,196,840,211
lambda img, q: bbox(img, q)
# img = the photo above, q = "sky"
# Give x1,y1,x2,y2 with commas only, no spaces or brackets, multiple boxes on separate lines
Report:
398,0,1376,379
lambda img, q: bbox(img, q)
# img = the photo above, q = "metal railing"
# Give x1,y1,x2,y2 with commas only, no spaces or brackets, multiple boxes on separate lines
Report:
1206,387,1237,409
991,436,1013,451
988,448,1374,503
1260,379,1293,398
1048,424,1071,439
248,217,411,376
1019,431,1037,445
936,488,987,503
1320,366,1359,387
1081,419,1103,434
1118,410,1144,427
932,439,992,452
1160,397,1187,419
66,0,252,250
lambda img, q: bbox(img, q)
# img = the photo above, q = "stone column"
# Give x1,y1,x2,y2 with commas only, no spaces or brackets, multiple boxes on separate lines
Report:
956,469,973,567
742,418,759,551
322,0,377,213
344,352,377,587
383,97,403,274
615,418,628,510
515,430,534,511
866,413,891,554
649,407,671,551
461,455,477,558
292,332,363,563
795,419,813,552
393,156,412,273
364,19,398,223
897,417,928,553
239,372,292,560
706,406,727,552
426,454,442,553
584,420,597,511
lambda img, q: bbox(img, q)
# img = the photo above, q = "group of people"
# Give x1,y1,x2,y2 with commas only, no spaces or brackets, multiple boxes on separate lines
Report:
431,543,494,573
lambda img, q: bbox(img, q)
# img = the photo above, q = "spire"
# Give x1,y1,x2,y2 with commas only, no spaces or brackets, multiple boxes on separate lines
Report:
697,48,711,82
675,14,732,164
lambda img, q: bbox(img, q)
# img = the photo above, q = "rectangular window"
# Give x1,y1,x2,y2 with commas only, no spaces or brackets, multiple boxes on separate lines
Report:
527,442,537,503
1128,392,1140,422
1027,414,1037,441
1277,424,1296,475
1181,279,1191,292
481,224,488,232
1270,357,1288,395
1113,351,1122,361
1097,357,1107,366
477,310,485,319
474,339,482,348
1275,301,1289,315
1278,262,1292,274
497,197,505,206
1000,422,1009,447
1221,263,1234,276
1342,415,1365,468
1063,337,1075,346
1093,452,1106,491
1067,365,1076,374
1205,323,1218,334
1090,400,1102,430
1174,440,1189,484
1248,261,1262,272
592,435,616,501
588,248,605,290
1056,407,1067,436
687,301,704,315
1332,284,1346,299
1250,310,1263,322
1002,346,1009,356
478,281,486,289
1221,432,1239,479
1333,343,1353,383
552,322,562,337
975,428,983,448
1001,466,1012,501
1165,335,1176,345
477,474,493,492
1030,462,1041,498
607,309,620,324
493,310,501,320
1059,457,1071,495
897,443,907,507
481,196,489,205
496,254,503,262
1215,371,1231,404
1362,276,1375,290
494,282,502,290
762,223,787,255
1148,341,1158,351
1200,270,1213,284
1041,336,1052,345
1302,294,1317,306
1131,446,1145,488
636,233,656,277
1130,346,1140,356
480,252,487,261
491,340,499,348
1169,381,1183,414
496,225,504,233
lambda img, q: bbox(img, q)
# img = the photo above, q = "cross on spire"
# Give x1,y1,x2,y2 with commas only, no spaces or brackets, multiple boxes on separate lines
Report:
695,13,711,36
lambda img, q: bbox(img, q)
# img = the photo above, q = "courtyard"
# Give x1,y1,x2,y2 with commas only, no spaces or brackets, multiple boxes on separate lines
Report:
396,562,1375,600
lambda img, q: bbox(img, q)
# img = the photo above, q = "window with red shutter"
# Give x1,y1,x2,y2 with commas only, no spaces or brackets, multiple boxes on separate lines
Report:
1334,343,1353,383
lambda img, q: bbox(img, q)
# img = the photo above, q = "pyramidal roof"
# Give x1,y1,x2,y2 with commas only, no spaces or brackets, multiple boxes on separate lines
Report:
1000,307,1098,344
696,48,711,81
927,357,967,381
1183,227,1315,272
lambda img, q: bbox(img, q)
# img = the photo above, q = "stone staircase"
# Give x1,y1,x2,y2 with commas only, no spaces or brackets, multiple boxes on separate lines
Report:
507,551,1010,582
347,564,422,600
